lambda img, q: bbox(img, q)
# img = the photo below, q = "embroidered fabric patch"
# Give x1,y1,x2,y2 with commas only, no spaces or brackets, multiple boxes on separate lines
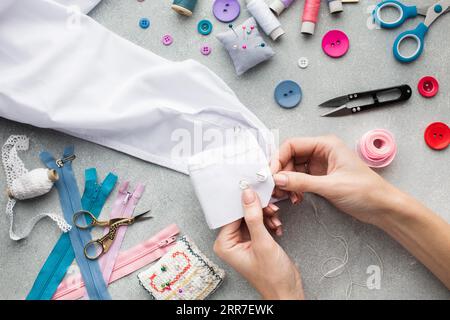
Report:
138,236,225,300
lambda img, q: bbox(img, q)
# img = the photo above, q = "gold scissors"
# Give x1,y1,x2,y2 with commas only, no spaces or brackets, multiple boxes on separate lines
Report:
73,210,152,260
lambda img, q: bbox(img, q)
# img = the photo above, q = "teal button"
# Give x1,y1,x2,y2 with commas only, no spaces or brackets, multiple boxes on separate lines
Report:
434,4,442,13
197,19,213,35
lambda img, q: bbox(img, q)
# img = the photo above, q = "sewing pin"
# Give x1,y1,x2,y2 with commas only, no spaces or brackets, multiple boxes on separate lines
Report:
247,25,255,36
254,43,265,48
228,24,238,38
242,26,246,39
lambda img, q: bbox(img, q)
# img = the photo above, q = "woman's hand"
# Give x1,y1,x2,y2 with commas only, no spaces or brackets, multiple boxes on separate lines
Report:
214,188,304,300
270,135,401,225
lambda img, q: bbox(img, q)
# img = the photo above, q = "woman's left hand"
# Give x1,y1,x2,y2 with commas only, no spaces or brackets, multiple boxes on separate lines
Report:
214,188,304,300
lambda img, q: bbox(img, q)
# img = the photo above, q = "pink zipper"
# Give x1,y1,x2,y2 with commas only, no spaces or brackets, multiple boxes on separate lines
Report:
97,183,144,287
52,224,180,300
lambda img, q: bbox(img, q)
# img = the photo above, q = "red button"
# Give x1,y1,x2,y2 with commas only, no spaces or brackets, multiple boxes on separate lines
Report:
424,122,450,150
418,76,439,98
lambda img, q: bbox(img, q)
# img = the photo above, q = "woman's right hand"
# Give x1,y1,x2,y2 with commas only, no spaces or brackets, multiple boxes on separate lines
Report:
270,135,402,226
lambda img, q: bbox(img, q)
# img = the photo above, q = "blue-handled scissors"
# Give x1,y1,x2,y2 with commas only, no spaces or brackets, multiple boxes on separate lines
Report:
372,0,450,63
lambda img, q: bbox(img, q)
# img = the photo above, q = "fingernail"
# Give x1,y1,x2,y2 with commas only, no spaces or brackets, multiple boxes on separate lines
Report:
273,174,288,187
268,203,279,212
272,216,282,227
242,188,256,205
289,192,298,204
265,217,275,229
276,227,283,237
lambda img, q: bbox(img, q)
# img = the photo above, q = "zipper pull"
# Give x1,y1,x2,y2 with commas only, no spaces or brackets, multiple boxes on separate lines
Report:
158,236,177,248
56,154,76,168
123,192,132,204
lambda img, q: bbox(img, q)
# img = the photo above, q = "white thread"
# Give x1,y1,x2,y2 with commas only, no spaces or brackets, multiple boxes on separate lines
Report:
2,135,71,241
309,195,383,299
246,0,284,40
9,168,55,200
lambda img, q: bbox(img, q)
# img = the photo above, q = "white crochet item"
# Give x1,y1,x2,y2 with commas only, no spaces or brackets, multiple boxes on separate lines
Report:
2,135,71,241
138,236,225,300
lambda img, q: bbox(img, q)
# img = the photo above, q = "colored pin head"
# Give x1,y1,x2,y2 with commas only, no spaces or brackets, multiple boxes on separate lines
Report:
228,24,238,37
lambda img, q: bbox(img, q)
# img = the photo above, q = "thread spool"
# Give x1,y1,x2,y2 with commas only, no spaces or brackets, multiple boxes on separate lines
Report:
356,129,397,168
301,0,321,35
269,0,296,16
7,168,58,200
246,0,285,41
171,0,198,17
327,0,343,14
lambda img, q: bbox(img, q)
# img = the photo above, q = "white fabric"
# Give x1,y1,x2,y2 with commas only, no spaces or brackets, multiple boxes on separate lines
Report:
52,0,102,14
188,131,274,229
2,135,71,241
0,0,275,175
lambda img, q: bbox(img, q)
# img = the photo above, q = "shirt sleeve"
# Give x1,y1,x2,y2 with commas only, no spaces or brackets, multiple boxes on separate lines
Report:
0,0,275,174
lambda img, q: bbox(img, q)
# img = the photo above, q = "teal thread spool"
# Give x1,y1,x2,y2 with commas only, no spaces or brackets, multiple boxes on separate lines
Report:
172,0,198,16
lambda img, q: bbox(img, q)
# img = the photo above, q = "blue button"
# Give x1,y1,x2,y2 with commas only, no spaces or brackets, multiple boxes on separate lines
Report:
274,80,302,109
434,4,442,13
139,18,150,29
197,19,213,35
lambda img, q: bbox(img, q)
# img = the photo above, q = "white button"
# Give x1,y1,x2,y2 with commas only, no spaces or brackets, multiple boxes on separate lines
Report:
297,57,309,69
256,170,268,182
239,179,249,190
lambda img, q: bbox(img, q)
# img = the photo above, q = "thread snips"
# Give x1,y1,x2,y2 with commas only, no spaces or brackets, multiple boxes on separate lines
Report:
319,85,412,117
73,210,152,260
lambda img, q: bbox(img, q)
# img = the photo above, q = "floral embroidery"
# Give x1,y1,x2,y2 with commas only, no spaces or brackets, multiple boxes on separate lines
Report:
149,251,191,293
138,236,225,300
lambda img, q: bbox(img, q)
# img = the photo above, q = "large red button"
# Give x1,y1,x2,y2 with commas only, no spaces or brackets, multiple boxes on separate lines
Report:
418,76,439,98
424,122,450,150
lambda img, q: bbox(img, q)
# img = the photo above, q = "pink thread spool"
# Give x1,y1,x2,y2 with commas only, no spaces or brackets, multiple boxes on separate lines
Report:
356,129,397,168
301,0,321,35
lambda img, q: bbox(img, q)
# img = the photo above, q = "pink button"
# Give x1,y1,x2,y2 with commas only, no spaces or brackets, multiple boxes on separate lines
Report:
322,30,349,58
200,44,211,55
161,34,173,46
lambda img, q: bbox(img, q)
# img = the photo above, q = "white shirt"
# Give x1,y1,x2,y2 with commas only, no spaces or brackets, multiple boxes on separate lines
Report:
0,0,276,228
0,0,275,174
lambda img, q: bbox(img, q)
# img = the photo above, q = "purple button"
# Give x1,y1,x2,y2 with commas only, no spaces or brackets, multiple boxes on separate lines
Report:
162,34,173,46
213,0,240,23
322,30,349,58
200,44,211,56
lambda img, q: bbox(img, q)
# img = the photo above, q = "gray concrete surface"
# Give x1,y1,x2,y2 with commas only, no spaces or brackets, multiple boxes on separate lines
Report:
1,0,449,300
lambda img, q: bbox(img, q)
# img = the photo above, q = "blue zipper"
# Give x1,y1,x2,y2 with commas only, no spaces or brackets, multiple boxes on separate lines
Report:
30,147,114,300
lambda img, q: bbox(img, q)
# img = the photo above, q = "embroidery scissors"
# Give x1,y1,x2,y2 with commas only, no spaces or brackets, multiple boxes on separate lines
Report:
319,84,412,117
372,0,450,63
73,210,152,260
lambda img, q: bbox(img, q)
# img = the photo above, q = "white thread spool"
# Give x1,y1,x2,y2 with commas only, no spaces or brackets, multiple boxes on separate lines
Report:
246,0,285,41
7,168,58,200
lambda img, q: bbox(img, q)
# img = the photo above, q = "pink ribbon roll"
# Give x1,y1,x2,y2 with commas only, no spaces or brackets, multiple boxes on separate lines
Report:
356,129,397,168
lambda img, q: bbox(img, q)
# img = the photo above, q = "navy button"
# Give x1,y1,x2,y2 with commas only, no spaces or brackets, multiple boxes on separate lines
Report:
139,18,150,29
197,19,213,35
274,80,302,109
